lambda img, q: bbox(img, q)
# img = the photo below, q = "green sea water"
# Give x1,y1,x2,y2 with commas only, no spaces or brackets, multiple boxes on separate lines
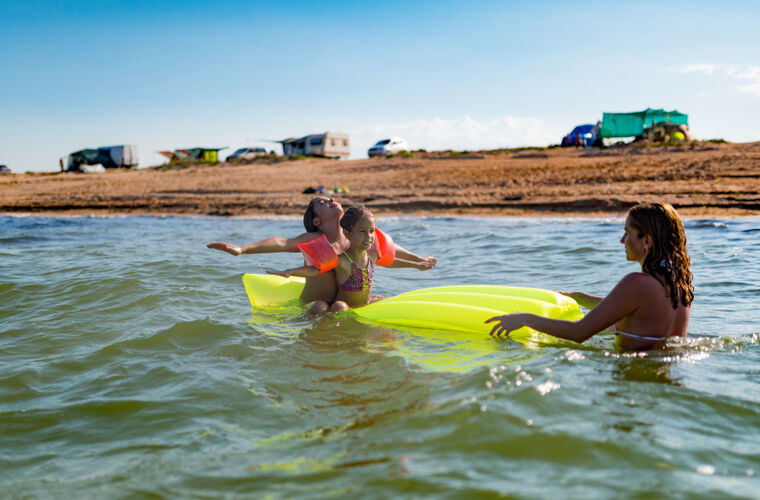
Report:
2,215,759,499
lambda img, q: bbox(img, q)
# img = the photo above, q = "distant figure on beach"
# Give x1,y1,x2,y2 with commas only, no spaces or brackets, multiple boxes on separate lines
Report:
207,196,437,312
485,203,694,350
266,205,434,311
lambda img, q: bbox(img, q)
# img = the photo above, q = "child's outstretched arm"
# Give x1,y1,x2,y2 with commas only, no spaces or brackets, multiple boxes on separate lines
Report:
393,244,438,268
384,257,435,271
207,232,318,256
265,265,320,278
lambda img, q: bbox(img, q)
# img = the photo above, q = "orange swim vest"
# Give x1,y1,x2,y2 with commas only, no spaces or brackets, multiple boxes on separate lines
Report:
297,228,395,273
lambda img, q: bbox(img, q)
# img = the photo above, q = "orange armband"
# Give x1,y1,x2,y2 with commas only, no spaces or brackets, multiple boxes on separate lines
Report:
372,228,395,266
297,234,338,273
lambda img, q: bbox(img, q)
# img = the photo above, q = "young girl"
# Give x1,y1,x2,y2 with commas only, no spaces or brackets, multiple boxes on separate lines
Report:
485,203,694,350
266,205,434,311
207,196,437,313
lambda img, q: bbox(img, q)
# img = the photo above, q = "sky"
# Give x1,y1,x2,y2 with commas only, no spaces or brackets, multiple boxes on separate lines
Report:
1,0,759,172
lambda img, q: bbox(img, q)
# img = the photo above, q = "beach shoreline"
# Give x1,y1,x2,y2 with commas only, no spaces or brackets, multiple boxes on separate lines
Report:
2,141,759,217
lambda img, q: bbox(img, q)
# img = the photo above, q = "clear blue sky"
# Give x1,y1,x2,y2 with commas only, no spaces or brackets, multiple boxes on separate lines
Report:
2,0,759,172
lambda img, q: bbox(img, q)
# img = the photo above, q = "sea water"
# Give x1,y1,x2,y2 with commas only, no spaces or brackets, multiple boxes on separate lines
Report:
1,214,759,499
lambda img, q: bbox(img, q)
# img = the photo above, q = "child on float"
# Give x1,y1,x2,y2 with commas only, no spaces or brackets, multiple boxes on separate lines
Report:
265,205,434,311
206,197,437,313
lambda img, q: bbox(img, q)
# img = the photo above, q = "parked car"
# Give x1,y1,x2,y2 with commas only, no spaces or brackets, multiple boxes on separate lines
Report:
0,165,10,174
368,137,409,157
561,124,597,147
227,147,269,161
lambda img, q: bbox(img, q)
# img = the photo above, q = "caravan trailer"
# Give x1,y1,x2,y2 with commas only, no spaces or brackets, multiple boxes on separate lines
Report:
61,144,139,172
281,132,350,159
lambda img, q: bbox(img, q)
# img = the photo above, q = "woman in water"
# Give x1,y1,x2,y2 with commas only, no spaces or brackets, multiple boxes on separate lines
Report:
485,203,694,350
206,196,437,312
266,205,434,311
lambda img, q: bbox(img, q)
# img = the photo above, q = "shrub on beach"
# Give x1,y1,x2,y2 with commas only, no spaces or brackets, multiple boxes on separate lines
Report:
152,161,194,170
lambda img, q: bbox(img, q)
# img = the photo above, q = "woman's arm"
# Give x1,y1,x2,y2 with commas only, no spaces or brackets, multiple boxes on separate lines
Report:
207,232,319,256
486,274,645,343
265,265,320,278
561,291,604,310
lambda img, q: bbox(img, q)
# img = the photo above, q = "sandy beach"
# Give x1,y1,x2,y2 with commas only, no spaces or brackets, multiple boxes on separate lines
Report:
2,141,759,217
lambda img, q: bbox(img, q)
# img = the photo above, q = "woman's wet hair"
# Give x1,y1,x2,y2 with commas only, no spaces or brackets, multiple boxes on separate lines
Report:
303,198,320,232
627,203,694,308
340,205,374,233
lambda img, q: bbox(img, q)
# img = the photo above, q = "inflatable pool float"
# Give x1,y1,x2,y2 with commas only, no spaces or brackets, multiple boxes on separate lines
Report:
242,274,582,342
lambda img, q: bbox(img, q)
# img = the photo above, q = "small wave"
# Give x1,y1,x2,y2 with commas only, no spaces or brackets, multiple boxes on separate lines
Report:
701,280,748,288
0,235,48,244
690,221,727,229
105,318,241,354
565,246,596,254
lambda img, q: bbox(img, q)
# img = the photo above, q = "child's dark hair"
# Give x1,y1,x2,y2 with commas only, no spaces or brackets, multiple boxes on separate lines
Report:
340,205,374,232
303,199,319,232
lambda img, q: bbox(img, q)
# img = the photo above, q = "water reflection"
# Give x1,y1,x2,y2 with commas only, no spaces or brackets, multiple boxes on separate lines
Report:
611,355,681,386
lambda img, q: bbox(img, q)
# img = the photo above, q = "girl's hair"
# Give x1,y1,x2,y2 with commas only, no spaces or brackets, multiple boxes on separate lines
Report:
340,205,374,232
627,203,694,308
303,198,320,232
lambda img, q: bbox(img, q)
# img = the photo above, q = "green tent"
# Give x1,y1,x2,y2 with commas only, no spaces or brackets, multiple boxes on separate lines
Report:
598,108,688,138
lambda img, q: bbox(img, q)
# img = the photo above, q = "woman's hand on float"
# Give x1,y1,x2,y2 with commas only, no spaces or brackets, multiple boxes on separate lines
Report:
206,242,242,256
265,268,290,278
485,313,526,337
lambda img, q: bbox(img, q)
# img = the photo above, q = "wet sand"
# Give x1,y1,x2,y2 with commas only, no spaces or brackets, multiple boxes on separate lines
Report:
2,141,759,217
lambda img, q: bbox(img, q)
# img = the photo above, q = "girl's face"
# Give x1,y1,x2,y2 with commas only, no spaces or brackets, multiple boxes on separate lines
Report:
620,216,651,263
348,216,376,251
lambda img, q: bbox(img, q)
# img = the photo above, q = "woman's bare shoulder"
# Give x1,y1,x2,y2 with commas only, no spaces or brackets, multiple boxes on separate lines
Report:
608,272,664,302
620,272,661,288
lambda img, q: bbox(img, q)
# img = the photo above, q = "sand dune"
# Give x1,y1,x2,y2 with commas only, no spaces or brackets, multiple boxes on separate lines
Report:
2,141,759,217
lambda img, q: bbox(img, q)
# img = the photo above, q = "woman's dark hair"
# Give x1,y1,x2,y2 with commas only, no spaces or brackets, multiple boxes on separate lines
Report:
627,203,694,308
303,198,320,232
340,205,374,233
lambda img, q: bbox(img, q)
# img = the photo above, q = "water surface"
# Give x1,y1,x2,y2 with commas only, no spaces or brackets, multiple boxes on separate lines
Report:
2,215,759,499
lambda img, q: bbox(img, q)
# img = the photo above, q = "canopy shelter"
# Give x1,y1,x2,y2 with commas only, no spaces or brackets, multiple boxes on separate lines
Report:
158,147,227,163
598,108,688,139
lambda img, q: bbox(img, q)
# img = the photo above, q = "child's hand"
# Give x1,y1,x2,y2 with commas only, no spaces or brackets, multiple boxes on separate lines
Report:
415,260,436,271
265,268,290,278
206,242,242,256
422,256,437,268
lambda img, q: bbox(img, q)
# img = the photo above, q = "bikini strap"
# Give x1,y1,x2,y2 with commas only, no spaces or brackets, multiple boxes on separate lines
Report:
342,251,354,265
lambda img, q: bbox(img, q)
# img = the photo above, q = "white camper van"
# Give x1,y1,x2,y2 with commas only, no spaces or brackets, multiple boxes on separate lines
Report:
281,133,350,159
